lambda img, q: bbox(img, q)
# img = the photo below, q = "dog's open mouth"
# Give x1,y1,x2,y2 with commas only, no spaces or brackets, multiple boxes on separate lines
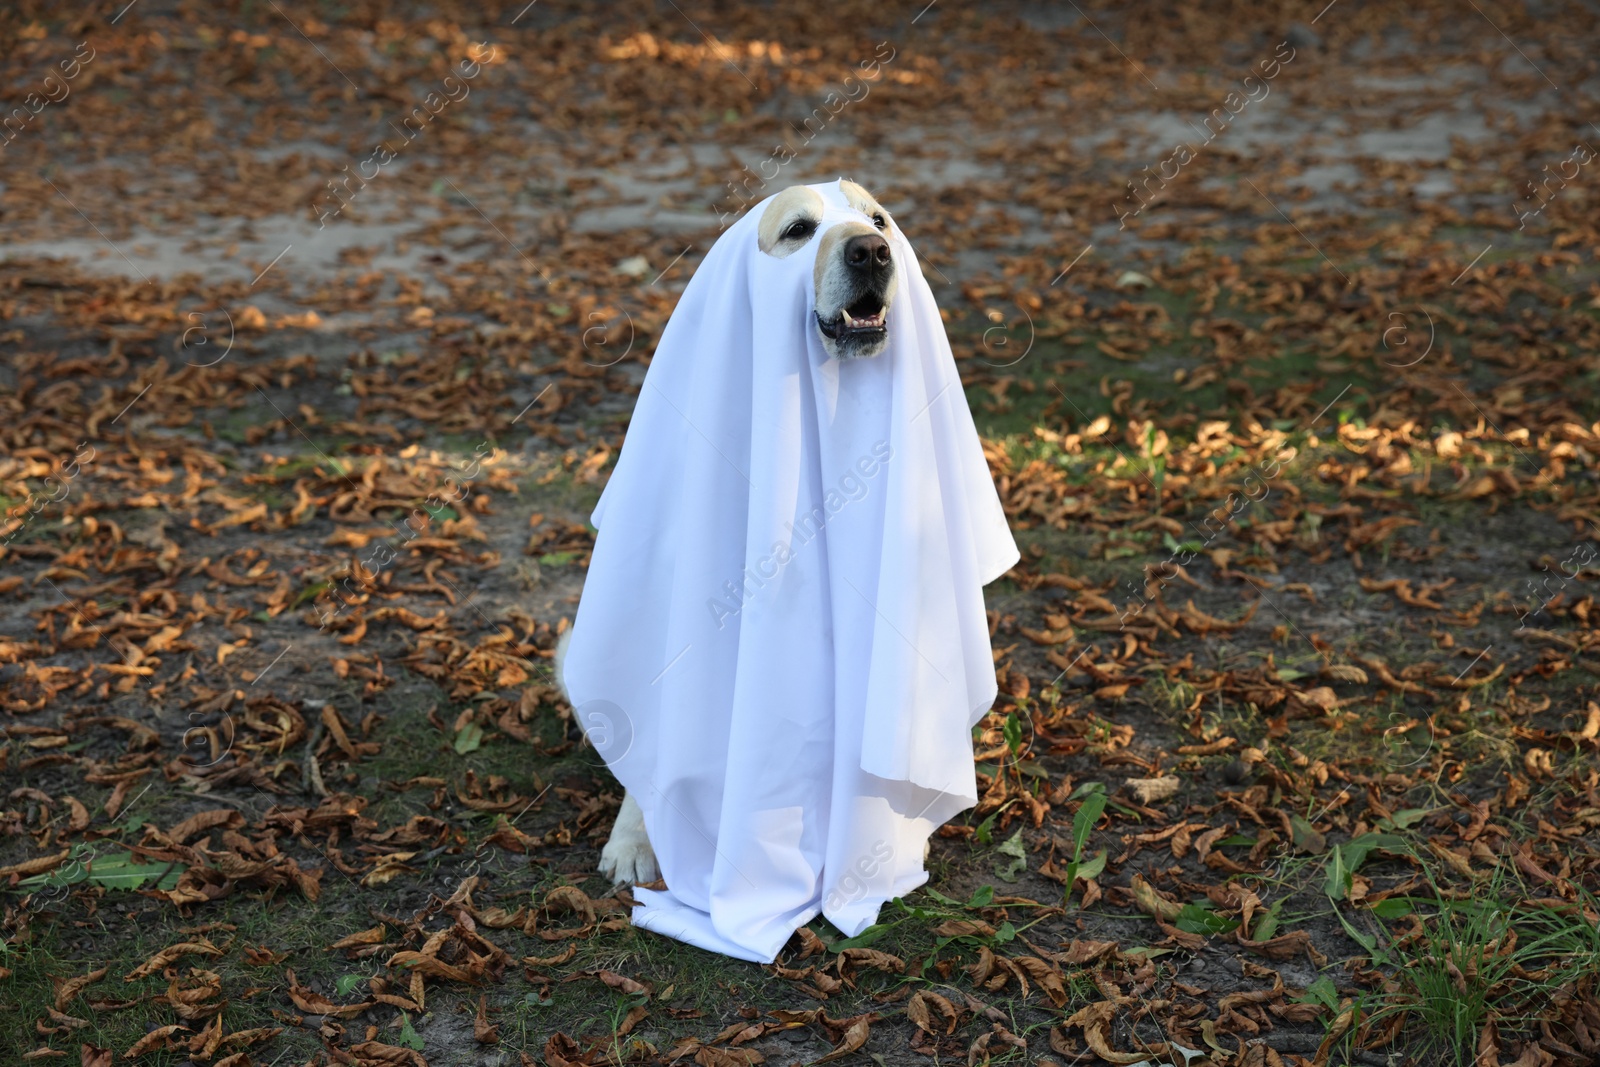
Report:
815,294,888,340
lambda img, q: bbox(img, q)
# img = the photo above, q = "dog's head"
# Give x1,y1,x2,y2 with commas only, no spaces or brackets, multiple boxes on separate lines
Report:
756,181,900,360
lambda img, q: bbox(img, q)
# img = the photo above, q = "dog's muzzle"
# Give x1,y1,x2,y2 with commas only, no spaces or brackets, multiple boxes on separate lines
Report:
816,232,896,360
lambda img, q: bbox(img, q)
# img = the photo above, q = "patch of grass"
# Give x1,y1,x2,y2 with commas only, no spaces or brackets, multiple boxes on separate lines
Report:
0,886,367,1062
517,465,603,516
1,924,182,1059
1147,672,1199,712
502,920,808,1053
361,707,587,831
1357,868,1600,1067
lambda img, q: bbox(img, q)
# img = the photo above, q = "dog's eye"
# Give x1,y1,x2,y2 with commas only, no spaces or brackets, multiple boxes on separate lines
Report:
871,213,887,230
783,220,815,241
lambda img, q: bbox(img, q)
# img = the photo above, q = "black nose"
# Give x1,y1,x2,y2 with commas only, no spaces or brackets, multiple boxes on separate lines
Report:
844,233,892,271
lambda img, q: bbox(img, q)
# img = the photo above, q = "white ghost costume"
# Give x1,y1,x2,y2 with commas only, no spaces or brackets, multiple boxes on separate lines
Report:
561,178,1018,963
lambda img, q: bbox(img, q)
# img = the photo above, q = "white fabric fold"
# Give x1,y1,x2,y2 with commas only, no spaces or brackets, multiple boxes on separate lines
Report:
562,179,1018,962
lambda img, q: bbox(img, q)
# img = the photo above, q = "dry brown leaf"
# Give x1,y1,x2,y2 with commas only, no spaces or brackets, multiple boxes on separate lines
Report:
54,968,108,1011
1123,776,1180,804
124,939,224,981
1063,1001,1145,1064
386,951,476,983
695,1047,764,1067
523,944,579,968
166,808,244,844
285,968,377,1018
474,993,500,1044
816,1015,872,1064
1,849,70,879
124,1025,189,1057
348,1040,427,1066
1129,874,1183,922
328,924,389,951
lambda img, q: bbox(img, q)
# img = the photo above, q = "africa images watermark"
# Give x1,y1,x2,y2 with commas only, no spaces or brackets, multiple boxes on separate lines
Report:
710,41,897,228
1115,40,1297,229
1512,540,1595,630
823,839,895,913
707,440,894,629
310,42,497,228
1512,139,1595,230
1,41,97,151
2,442,97,546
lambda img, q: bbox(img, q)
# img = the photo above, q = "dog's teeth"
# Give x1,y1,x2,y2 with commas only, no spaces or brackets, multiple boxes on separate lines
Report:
842,309,856,326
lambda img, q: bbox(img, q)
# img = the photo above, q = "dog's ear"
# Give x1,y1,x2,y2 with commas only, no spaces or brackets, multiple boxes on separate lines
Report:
840,180,895,238
758,186,825,258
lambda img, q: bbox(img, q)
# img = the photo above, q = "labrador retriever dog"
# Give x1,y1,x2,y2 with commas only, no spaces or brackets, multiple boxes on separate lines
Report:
557,181,916,886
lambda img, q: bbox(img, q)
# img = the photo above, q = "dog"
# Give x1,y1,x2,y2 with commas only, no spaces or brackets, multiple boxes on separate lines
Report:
557,182,909,886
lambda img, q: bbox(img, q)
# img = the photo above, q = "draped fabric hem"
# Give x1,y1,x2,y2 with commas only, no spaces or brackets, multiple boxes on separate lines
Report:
980,543,1021,589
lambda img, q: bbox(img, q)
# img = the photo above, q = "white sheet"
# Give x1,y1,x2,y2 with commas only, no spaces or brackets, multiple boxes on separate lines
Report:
561,179,1018,962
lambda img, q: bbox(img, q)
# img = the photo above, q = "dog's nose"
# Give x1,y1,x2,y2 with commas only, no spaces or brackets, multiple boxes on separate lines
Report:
844,233,892,271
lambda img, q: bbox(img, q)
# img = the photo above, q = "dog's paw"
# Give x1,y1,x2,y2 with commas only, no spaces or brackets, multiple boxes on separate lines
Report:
599,822,658,885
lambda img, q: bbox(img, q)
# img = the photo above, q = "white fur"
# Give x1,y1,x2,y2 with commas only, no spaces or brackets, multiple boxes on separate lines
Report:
599,792,658,885
555,629,658,885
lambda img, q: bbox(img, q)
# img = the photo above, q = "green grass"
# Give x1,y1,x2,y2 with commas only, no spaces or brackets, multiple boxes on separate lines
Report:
1,887,363,1061
1372,875,1600,1066
517,464,605,516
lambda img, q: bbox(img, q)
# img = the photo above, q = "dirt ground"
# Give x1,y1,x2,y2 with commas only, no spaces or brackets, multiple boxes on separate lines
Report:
3,2,1600,1065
